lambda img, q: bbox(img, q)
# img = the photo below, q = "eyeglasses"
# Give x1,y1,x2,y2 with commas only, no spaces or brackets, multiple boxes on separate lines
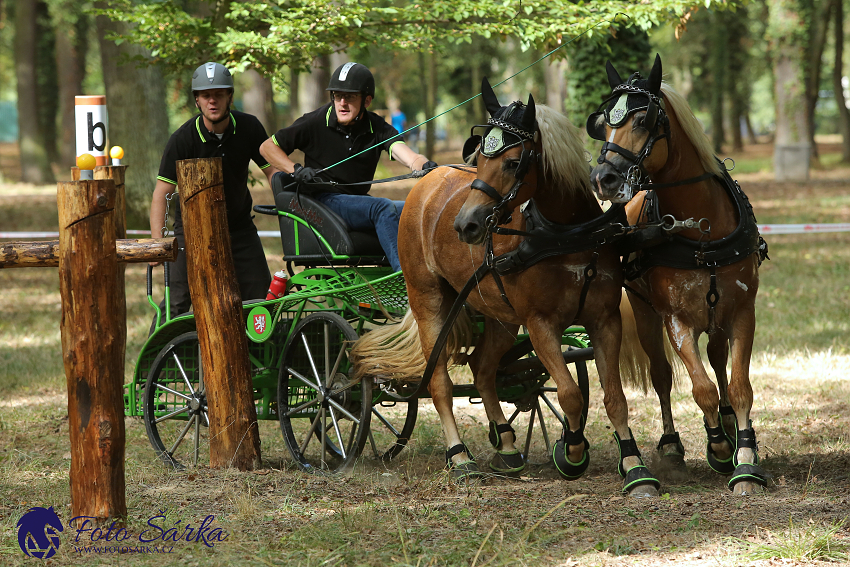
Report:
332,92,361,103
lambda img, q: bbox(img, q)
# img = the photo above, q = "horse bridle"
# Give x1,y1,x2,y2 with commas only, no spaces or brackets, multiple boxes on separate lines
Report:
589,81,670,194
468,117,538,229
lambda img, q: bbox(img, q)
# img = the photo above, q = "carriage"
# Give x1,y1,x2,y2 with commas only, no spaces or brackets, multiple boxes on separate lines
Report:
123,175,594,475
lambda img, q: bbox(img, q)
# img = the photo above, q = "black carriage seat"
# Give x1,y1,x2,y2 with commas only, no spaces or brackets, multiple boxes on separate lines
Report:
270,172,389,266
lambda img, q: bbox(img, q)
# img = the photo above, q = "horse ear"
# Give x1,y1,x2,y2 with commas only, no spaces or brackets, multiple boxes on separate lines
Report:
648,53,663,94
481,77,502,116
522,93,536,133
606,60,623,89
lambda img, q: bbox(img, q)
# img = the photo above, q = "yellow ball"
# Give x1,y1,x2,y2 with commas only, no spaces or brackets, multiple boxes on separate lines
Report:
110,146,124,160
76,153,96,170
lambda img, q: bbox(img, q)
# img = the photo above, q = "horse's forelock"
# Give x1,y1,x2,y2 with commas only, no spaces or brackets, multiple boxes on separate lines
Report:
660,83,723,176
535,104,593,198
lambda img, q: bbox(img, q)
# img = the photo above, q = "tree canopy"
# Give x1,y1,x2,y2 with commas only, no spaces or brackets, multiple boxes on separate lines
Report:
102,0,735,87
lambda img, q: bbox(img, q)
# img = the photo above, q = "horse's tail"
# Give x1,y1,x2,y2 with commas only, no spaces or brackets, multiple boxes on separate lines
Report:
618,290,681,392
351,308,475,383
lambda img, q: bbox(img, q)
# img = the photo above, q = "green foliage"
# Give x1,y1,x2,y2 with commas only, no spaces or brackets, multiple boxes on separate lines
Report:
565,26,652,126
99,0,734,90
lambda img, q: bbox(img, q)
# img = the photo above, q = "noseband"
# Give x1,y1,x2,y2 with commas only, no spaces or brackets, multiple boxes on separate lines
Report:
469,116,538,228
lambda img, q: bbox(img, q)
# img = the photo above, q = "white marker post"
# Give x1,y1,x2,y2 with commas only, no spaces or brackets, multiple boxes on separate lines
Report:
75,95,108,166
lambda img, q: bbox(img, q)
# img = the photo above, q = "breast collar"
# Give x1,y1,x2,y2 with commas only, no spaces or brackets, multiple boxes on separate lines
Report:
622,167,765,280
489,200,628,275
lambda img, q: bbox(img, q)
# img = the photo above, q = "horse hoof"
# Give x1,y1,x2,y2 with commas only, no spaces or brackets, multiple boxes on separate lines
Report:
553,438,590,480
728,463,768,494
627,484,659,499
450,461,484,484
489,449,525,474
706,443,735,475
622,465,661,495
653,451,689,484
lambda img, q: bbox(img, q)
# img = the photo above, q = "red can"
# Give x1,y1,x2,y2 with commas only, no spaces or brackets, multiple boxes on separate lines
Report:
266,270,289,299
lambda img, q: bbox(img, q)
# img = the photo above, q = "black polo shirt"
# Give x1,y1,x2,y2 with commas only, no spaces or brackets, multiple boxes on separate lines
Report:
271,103,403,195
157,110,271,231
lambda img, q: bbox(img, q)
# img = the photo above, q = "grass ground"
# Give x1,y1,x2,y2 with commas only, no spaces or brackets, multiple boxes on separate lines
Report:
1,141,849,566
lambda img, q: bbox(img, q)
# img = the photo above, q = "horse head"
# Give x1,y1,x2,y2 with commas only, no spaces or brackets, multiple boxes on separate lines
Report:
588,54,670,203
454,77,540,245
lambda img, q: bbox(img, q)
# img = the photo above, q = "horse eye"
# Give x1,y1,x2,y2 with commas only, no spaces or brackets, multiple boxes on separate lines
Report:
503,159,519,170
634,115,646,129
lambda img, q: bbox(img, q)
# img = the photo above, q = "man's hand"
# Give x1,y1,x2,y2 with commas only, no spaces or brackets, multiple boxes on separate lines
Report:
421,160,438,171
293,164,317,184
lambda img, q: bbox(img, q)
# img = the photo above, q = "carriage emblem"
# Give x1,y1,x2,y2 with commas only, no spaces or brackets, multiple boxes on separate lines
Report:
253,314,266,334
247,306,273,341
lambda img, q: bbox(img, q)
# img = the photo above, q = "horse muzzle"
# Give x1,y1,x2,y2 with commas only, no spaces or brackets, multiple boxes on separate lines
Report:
590,164,634,203
453,205,489,245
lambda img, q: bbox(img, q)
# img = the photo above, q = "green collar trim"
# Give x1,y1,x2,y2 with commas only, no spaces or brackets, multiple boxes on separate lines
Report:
195,113,235,143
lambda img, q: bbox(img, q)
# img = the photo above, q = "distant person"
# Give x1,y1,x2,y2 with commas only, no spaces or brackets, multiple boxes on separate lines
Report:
390,107,407,139
260,62,436,272
149,62,279,329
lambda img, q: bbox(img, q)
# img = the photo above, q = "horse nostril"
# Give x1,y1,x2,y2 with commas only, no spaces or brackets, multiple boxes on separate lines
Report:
601,173,620,189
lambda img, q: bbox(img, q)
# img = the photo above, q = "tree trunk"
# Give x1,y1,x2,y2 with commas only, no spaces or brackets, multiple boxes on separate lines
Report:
14,0,54,183
770,0,812,181
423,51,437,158
241,69,277,134
56,8,88,169
545,58,567,114
727,6,751,152
709,11,727,154
289,67,300,124
832,0,850,162
176,158,261,471
57,178,126,524
96,5,170,229
804,0,835,163
301,56,330,115
35,1,59,166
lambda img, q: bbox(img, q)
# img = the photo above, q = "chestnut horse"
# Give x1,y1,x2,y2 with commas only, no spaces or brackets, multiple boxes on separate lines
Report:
588,55,769,494
354,78,659,496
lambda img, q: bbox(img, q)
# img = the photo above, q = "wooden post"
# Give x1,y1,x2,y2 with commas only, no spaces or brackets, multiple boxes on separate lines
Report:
176,157,261,470
95,165,128,387
57,179,126,523
0,238,178,268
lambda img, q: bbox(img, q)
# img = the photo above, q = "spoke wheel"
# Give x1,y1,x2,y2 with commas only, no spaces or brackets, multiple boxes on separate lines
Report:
368,392,418,461
278,312,371,474
143,332,208,469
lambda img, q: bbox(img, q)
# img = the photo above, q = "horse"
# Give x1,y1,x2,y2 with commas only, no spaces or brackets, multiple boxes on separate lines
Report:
353,77,660,497
587,54,769,495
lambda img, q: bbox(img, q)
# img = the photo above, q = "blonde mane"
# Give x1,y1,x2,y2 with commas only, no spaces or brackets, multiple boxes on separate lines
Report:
660,82,723,176
466,104,593,198
535,104,594,198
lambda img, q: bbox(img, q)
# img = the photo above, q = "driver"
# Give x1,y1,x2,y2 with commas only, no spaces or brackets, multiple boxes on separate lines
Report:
260,62,436,272
149,62,278,330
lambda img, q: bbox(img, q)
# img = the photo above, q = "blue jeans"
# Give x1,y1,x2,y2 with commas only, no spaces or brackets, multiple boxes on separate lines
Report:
314,192,405,271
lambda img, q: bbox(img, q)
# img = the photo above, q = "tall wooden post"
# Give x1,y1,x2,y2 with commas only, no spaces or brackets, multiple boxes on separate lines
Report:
57,179,126,522
176,158,261,470
95,165,128,377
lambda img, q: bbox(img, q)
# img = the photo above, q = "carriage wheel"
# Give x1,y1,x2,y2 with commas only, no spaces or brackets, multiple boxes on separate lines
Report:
368,392,418,460
143,332,208,469
507,359,590,459
278,312,372,474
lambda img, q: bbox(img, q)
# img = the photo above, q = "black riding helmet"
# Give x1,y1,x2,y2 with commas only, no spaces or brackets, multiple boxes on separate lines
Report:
327,62,375,98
